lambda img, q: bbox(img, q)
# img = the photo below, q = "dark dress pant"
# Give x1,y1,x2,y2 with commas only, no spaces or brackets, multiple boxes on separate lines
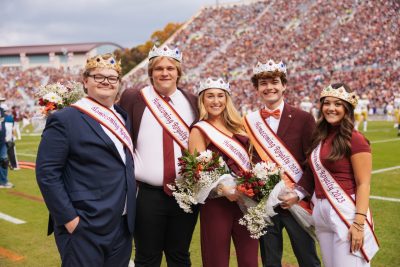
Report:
134,183,199,267
54,215,132,267
259,212,321,267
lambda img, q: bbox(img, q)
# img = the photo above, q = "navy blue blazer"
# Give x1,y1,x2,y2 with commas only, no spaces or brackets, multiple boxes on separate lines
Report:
36,105,136,236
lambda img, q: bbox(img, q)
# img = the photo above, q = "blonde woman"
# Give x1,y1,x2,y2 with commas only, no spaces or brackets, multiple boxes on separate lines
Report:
189,77,258,267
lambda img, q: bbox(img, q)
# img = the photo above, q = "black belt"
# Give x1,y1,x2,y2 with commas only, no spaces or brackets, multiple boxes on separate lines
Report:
137,181,163,190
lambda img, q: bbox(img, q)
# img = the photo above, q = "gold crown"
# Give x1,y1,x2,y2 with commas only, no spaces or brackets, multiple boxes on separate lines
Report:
85,53,122,75
320,85,358,108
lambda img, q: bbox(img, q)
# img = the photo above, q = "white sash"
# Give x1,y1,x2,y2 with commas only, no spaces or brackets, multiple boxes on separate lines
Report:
244,111,303,183
194,121,251,172
71,97,134,159
140,86,190,149
310,143,379,262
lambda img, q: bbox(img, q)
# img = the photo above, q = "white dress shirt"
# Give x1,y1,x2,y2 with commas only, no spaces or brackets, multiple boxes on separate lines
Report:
134,88,196,186
100,105,127,214
263,100,285,134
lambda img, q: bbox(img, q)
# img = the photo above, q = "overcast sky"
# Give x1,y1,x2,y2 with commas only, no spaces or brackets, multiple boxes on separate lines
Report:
0,0,242,48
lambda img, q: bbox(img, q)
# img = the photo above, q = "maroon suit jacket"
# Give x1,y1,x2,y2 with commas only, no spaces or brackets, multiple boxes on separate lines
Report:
254,103,316,203
119,87,198,148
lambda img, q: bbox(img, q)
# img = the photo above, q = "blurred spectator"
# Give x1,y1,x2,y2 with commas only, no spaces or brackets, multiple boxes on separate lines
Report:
2,105,19,170
11,106,22,140
0,97,13,188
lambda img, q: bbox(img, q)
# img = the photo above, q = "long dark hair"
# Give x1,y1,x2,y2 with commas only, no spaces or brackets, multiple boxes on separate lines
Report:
307,83,356,161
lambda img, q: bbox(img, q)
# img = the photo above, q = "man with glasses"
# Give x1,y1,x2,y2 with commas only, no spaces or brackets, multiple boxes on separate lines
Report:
36,53,136,267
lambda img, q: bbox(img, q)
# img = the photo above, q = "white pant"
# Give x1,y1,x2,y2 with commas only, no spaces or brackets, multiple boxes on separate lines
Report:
313,198,370,267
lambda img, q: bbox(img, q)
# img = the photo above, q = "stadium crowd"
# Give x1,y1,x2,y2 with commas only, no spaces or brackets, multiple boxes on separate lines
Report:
123,0,399,113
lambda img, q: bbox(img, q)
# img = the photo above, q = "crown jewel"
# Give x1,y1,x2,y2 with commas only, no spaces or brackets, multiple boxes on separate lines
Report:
320,85,358,108
197,77,231,95
85,53,121,75
148,45,182,62
253,59,287,75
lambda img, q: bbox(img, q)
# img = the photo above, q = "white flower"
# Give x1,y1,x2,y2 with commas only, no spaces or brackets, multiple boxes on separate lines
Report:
252,162,269,179
197,149,213,163
57,85,68,95
264,161,277,171
218,156,225,167
43,92,63,104
238,198,272,239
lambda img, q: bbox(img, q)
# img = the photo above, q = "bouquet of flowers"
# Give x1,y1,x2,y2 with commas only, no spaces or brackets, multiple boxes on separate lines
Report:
236,161,282,239
36,81,85,116
167,149,229,213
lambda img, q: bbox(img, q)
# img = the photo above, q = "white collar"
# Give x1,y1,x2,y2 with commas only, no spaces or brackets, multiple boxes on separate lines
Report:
264,99,284,112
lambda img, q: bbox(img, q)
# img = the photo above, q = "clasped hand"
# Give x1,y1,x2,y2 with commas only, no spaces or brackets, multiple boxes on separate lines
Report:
278,188,299,209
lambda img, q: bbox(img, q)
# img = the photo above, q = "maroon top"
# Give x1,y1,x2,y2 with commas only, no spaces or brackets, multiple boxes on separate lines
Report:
207,134,250,176
312,127,371,198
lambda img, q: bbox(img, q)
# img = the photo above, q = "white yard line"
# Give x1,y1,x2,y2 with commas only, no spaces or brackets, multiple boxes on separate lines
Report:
370,166,400,202
370,196,400,202
372,166,400,174
0,212,26,224
371,138,400,144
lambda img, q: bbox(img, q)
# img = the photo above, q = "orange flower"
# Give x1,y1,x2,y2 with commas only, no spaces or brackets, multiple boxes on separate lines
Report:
237,185,246,192
196,164,204,172
45,102,56,112
246,188,255,197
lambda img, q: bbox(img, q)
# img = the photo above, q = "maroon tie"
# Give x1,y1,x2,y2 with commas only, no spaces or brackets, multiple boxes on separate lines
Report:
261,109,281,120
162,96,175,195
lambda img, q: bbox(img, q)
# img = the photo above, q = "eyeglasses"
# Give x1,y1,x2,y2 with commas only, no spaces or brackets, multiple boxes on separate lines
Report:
88,74,120,84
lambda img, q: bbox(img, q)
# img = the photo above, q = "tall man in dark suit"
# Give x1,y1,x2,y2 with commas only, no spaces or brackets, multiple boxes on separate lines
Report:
120,45,198,267
36,53,136,267
243,60,321,267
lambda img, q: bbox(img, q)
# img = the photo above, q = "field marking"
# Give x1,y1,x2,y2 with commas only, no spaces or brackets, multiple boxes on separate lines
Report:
21,133,41,136
16,153,37,158
0,246,25,262
371,138,400,144
372,166,400,174
129,260,135,266
0,212,26,224
8,191,44,203
370,196,400,202
365,129,392,133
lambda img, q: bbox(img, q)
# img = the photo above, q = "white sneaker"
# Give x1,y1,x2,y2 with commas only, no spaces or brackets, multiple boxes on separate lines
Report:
0,182,14,188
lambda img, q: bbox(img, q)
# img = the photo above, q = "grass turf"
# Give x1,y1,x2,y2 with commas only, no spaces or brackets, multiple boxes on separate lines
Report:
0,121,399,266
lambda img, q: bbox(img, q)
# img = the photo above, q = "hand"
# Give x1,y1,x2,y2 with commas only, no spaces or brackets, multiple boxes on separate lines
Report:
348,223,364,252
218,185,239,202
279,195,299,209
65,216,80,234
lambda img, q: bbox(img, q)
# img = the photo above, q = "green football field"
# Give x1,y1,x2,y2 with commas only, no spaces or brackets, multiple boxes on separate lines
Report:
0,121,399,266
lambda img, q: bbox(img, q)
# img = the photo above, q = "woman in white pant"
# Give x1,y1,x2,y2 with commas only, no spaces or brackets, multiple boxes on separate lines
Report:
284,83,379,267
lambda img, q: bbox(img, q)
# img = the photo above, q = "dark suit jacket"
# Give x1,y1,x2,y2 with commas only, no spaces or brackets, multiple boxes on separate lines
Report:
119,87,198,146
36,105,136,236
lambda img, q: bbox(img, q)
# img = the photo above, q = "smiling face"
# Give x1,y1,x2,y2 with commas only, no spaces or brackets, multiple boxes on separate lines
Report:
149,57,180,96
202,88,227,119
257,76,286,110
83,67,120,107
321,96,346,126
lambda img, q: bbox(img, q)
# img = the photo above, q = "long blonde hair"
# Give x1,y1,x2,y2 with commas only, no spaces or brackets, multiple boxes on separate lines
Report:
198,90,246,135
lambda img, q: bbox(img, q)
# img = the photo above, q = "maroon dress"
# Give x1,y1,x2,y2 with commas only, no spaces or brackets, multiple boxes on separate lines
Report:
200,134,259,267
